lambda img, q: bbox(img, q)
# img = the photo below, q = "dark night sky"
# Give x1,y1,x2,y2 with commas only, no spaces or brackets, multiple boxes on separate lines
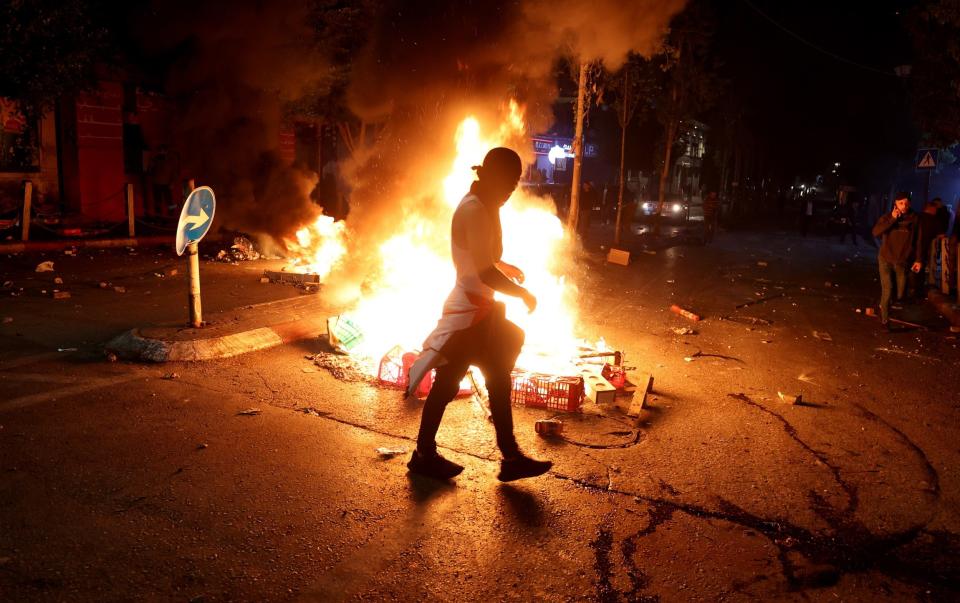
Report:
712,0,917,183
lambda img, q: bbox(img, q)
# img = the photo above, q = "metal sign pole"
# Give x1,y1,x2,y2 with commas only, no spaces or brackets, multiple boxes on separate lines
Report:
176,183,215,328
188,241,202,327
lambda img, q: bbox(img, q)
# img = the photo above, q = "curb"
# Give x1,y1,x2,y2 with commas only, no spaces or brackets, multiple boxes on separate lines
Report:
105,316,327,362
927,289,960,328
0,236,172,254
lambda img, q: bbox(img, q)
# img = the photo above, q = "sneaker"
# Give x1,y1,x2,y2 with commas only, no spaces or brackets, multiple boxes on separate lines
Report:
407,450,464,480
497,453,552,482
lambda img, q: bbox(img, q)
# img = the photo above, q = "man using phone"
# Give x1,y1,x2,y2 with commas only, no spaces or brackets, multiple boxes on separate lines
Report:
871,191,923,328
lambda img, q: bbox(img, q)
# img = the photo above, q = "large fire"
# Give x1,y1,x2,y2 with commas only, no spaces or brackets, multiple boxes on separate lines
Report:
287,101,595,376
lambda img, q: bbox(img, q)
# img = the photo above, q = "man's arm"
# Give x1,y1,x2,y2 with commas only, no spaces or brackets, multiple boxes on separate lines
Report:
872,213,896,238
458,202,536,310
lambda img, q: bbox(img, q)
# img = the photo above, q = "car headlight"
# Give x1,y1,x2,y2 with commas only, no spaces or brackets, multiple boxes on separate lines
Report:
642,202,652,211
672,203,682,213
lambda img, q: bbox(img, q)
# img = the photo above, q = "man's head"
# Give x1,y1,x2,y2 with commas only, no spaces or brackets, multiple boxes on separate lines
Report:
894,192,911,214
475,147,522,206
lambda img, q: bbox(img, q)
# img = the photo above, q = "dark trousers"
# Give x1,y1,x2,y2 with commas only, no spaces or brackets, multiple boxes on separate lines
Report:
416,305,523,458
878,257,906,322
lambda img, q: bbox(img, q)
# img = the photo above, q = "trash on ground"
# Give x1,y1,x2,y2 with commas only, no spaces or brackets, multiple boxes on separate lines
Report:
237,408,262,416
671,326,696,335
756,261,768,267
535,419,564,437
230,236,260,261
163,372,180,380
642,250,657,255
301,367,316,373
777,391,802,405
813,331,833,342
606,248,630,266
113,286,126,294
327,315,364,351
670,304,701,321
197,443,208,450
375,446,408,457
35,261,54,272
57,347,78,352
52,291,71,300
54,277,63,284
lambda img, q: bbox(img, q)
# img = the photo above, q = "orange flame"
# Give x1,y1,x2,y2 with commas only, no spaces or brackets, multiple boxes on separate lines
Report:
290,100,592,375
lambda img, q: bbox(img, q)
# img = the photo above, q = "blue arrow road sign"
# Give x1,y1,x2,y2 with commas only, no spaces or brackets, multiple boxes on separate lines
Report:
176,186,216,256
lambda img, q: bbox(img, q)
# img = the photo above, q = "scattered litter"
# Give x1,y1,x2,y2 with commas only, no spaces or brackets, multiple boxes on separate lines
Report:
57,347,77,352
230,236,260,261
237,408,262,416
163,372,180,380
777,392,802,405
824,281,832,287
736,293,784,309
35,261,54,272
756,261,768,267
105,351,118,362
99,282,109,289
670,304,701,321
52,291,71,300
164,268,178,277
54,277,63,284
642,250,657,255
721,315,773,326
113,286,126,294
813,331,833,342
259,277,271,284
301,367,317,373
197,443,208,450
671,326,696,335
535,419,564,437
875,347,939,362
375,447,408,458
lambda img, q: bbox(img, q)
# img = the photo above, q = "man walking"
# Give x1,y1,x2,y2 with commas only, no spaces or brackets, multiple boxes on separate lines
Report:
406,147,552,482
871,192,923,328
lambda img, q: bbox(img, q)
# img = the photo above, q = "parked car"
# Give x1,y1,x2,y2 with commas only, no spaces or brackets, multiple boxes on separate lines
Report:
638,199,690,223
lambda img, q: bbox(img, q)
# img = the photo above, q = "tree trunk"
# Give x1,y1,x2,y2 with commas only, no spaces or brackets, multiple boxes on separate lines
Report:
654,117,678,235
614,69,629,247
567,61,589,234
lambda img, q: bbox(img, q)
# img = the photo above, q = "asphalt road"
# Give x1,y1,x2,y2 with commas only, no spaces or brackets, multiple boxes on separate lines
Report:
1,226,959,602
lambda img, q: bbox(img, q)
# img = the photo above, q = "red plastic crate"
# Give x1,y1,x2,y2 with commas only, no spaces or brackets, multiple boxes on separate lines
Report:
378,347,433,397
510,371,584,412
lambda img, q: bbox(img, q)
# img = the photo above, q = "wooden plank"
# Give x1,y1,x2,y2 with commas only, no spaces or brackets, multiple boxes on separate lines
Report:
627,373,654,418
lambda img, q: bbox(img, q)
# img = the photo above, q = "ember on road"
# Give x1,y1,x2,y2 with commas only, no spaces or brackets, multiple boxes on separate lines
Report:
3,0,960,601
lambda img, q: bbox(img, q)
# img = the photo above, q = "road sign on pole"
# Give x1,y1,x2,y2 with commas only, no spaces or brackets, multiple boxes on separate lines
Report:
176,186,216,328
916,148,938,171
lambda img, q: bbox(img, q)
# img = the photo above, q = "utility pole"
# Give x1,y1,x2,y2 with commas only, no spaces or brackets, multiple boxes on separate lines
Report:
614,68,629,247
567,61,589,234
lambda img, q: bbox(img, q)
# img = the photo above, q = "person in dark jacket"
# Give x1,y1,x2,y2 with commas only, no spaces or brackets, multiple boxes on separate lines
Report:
871,192,923,327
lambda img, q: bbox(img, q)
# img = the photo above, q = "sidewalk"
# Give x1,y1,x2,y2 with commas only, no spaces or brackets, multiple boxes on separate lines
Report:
105,294,331,362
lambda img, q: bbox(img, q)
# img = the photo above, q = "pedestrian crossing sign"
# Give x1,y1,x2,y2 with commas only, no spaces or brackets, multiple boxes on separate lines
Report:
916,148,938,170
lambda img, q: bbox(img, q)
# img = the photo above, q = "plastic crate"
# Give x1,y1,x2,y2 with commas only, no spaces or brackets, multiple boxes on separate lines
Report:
378,346,433,397
510,371,584,412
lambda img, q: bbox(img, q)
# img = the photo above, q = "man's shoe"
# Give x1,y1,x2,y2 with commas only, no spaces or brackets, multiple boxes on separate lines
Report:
407,450,464,480
497,453,552,482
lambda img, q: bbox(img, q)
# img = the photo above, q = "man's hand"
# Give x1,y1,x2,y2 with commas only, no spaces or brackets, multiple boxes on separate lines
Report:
520,289,537,313
892,208,902,219
911,262,922,273
497,262,525,284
